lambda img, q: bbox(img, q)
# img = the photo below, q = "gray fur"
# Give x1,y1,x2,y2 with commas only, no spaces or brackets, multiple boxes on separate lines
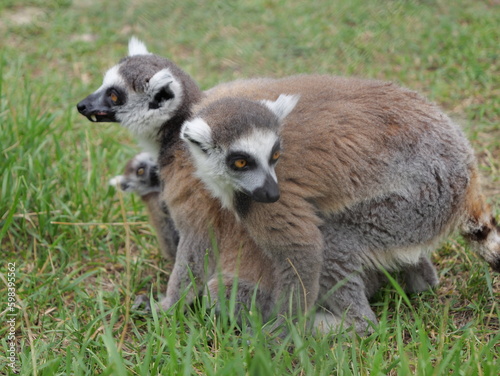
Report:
77,39,499,336
184,85,496,332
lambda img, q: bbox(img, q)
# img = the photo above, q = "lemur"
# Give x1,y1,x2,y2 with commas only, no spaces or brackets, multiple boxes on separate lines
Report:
77,39,499,333
76,37,197,261
180,89,500,329
176,77,499,330
109,152,178,260
77,39,280,324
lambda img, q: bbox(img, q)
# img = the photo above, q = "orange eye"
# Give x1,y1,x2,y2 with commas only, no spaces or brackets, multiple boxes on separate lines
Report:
137,167,145,176
110,92,119,103
234,159,247,169
272,150,281,160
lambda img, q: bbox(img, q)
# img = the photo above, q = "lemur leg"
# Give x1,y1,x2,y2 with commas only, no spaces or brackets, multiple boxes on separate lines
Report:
242,196,323,318
145,196,179,260
315,255,438,335
206,274,275,321
400,254,439,294
363,254,439,298
318,264,377,335
160,233,214,310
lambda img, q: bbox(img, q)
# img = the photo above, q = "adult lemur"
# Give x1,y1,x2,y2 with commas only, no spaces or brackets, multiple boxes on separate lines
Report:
77,38,500,333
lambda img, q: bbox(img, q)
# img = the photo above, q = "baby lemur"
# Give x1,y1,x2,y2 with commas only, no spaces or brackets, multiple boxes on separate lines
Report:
77,38,499,333
109,152,178,260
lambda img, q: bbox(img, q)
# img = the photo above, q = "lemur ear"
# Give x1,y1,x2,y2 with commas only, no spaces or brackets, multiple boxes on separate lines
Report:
147,69,179,109
261,94,300,122
181,118,213,154
128,37,150,56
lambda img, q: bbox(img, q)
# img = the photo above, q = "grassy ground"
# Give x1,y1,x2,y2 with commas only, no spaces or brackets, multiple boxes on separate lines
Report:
1,0,499,374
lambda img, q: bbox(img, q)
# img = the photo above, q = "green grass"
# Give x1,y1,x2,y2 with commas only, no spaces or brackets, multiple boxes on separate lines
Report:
1,0,499,374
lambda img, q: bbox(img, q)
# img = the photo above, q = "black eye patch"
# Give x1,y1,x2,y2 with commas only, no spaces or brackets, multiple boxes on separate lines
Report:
269,140,281,164
226,152,256,171
106,87,126,106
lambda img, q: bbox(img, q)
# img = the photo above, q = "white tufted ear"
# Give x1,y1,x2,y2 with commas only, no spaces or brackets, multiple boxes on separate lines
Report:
261,94,300,122
146,68,183,110
181,118,213,153
149,69,173,90
128,37,150,56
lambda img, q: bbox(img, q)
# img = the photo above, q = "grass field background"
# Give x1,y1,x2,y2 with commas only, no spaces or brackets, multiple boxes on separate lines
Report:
1,0,499,374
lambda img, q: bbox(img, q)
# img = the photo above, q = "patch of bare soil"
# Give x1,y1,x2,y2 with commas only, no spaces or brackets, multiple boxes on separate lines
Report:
0,6,45,27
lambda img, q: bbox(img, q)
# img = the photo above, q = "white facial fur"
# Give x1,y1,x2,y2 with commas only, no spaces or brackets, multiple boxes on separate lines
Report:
99,65,125,93
181,118,281,210
181,118,236,207
115,67,184,146
92,64,183,157
229,128,280,189
108,174,123,188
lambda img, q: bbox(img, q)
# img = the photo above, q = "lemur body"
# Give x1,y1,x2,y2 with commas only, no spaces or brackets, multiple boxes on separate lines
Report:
182,76,499,327
77,39,499,333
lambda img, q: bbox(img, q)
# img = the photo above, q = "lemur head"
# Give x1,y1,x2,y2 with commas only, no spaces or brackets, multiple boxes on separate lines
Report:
109,152,161,197
181,94,299,210
77,37,202,155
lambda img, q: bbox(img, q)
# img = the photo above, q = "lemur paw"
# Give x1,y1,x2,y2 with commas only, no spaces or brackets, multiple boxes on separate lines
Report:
132,294,153,312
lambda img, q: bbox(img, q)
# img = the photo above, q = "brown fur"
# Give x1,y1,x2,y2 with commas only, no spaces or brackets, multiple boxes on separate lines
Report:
159,150,277,312
82,42,498,330
172,75,499,322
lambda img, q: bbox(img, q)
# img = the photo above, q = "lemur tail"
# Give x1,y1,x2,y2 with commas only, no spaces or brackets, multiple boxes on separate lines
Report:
460,171,500,272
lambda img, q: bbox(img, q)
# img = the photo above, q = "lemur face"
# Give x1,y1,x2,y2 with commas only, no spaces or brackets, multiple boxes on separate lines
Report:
181,94,299,209
109,152,161,197
76,38,184,139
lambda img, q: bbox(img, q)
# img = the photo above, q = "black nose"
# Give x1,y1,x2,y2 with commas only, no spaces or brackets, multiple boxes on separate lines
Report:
252,188,280,203
251,176,280,203
77,100,87,114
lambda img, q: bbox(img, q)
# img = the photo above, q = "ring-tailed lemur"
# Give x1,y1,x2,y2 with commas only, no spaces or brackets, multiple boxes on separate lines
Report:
77,39,499,333
76,37,200,261
180,88,498,330
77,39,282,325
109,152,178,260
181,74,499,330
